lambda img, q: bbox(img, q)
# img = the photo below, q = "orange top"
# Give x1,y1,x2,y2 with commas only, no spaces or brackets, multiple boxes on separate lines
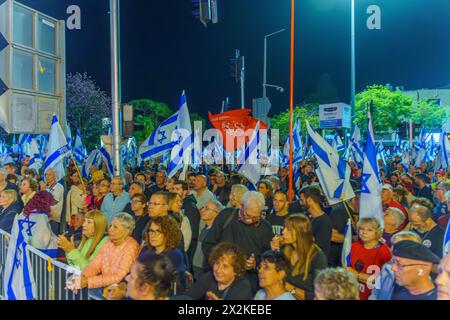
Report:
82,236,140,289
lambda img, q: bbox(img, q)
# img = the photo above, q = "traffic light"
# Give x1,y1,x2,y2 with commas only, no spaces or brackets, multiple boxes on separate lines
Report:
229,50,242,83
192,0,218,27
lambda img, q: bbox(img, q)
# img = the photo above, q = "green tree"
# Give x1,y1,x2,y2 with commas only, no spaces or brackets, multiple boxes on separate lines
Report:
270,103,320,140
354,85,412,136
128,99,174,143
411,99,449,131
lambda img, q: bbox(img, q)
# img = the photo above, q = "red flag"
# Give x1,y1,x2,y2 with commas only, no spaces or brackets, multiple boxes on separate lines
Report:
208,109,268,152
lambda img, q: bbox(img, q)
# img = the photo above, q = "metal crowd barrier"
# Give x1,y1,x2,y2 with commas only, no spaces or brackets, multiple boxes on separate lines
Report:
0,229,91,300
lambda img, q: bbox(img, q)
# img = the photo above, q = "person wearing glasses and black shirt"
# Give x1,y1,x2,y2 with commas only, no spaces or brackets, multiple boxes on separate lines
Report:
390,240,441,300
202,191,274,294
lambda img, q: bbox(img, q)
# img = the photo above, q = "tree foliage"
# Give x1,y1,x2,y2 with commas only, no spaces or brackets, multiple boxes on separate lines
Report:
66,72,110,149
128,99,173,143
354,85,412,136
270,103,320,140
411,99,449,131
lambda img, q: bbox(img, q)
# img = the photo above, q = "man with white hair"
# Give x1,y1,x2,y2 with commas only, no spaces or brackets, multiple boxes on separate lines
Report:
203,191,274,294
101,176,130,224
40,168,65,234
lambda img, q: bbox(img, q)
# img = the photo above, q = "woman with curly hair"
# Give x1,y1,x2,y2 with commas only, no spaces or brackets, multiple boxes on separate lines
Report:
141,215,187,290
314,268,360,300
185,242,253,300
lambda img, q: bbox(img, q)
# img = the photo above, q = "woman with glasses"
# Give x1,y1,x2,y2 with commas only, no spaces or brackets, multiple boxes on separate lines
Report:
186,242,252,300
270,214,327,300
345,217,392,300
130,194,149,245
141,215,187,291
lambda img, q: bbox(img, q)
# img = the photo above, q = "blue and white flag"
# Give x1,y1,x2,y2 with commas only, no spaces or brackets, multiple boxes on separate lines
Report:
443,216,450,257
168,91,192,179
360,111,383,227
306,121,355,205
139,104,184,161
99,145,114,177
82,149,103,178
350,124,363,161
73,130,87,164
65,124,74,150
414,128,428,167
44,115,71,180
238,122,262,187
440,130,450,169
4,212,59,300
18,134,31,157
28,137,43,171
333,134,345,153
9,135,21,154
341,219,352,267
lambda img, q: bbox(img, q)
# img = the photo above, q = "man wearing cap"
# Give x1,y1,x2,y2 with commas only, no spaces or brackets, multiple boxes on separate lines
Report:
381,184,408,228
391,240,440,300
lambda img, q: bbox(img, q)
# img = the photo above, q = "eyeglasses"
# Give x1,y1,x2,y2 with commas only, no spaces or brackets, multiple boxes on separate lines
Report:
242,210,261,223
147,228,163,235
148,202,167,206
131,200,142,204
392,259,428,271
201,206,218,212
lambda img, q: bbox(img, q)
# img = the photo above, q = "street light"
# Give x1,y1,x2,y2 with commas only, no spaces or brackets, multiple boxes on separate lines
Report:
263,28,286,100
350,0,356,127
263,84,284,93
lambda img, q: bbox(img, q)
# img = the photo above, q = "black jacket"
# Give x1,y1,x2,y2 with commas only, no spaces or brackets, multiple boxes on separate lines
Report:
0,201,23,233
183,194,200,269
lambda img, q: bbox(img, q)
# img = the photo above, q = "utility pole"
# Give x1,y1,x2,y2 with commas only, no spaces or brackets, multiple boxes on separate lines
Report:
240,55,245,109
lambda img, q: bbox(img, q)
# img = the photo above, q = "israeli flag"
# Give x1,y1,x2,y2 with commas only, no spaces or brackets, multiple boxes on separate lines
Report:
73,130,87,164
9,135,21,154
360,111,384,228
126,137,138,168
82,149,103,178
333,134,345,153
139,104,183,161
168,92,192,178
341,219,352,267
18,134,32,157
238,122,262,187
414,128,428,167
4,212,58,300
99,145,114,177
44,114,71,180
443,216,450,257
306,121,355,205
28,138,43,171
350,124,363,161
293,116,303,151
65,123,74,150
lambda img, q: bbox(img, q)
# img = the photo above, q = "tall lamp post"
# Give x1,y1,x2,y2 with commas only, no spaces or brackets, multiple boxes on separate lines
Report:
110,0,122,176
263,28,286,100
288,0,295,202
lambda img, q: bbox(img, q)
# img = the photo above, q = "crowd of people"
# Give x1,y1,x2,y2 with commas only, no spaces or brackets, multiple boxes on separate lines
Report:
0,152,450,300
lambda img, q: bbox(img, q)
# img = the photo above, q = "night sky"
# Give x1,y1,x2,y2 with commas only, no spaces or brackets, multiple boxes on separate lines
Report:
19,0,450,118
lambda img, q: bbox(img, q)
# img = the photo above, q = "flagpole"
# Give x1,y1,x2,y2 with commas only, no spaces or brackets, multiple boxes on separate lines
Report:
288,0,295,202
70,154,87,193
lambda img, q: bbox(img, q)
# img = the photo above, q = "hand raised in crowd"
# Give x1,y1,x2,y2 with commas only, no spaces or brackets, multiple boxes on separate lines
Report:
206,291,222,300
245,253,257,270
104,283,127,300
57,235,76,254
270,235,283,251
